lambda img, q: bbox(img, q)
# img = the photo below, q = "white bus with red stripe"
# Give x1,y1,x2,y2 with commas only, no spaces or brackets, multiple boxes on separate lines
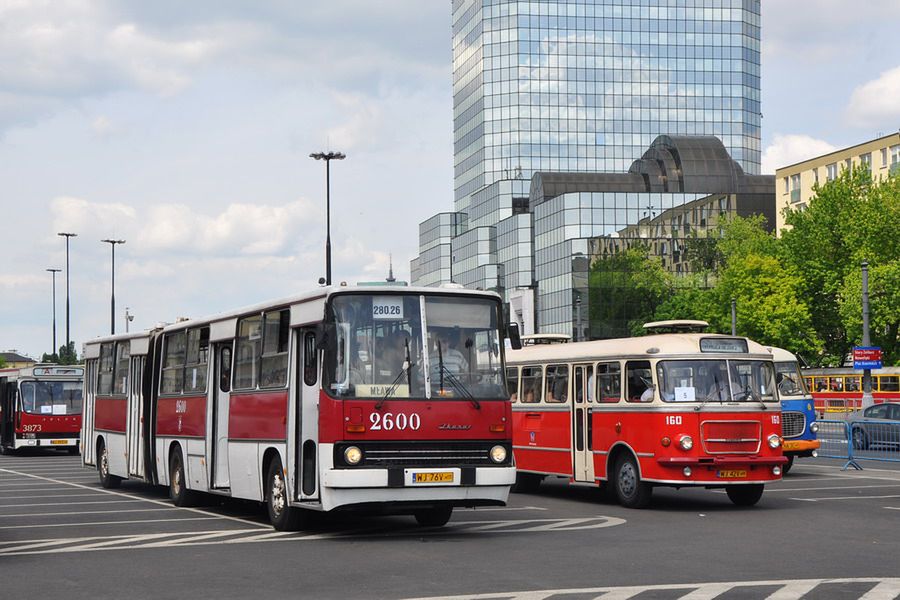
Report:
506,328,786,508
0,365,83,454
81,286,515,529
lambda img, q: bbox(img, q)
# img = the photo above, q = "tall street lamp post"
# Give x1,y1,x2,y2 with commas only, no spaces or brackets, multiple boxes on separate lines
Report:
46,268,61,356
309,151,346,286
101,239,126,335
57,232,77,355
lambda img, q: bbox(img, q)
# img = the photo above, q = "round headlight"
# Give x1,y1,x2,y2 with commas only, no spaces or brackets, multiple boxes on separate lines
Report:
768,434,781,449
809,422,819,433
679,435,694,451
489,445,507,464
344,446,363,465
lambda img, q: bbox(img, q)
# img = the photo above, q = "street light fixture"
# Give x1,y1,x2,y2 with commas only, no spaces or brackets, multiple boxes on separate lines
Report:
309,150,346,286
57,232,77,355
46,268,61,357
101,239,126,335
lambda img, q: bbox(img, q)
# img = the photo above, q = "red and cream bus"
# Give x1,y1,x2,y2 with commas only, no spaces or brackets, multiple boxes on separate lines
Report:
0,365,83,454
81,286,515,529
506,324,786,508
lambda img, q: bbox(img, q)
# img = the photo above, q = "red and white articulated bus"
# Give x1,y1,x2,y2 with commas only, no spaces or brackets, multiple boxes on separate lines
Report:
506,323,786,508
81,286,516,529
0,365,84,454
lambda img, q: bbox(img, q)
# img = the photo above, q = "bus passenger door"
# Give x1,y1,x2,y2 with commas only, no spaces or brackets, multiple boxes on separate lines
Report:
127,356,145,477
294,329,319,501
210,342,232,489
572,364,595,482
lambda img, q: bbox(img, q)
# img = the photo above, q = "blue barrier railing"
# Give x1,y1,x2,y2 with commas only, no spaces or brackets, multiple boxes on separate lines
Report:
816,419,900,470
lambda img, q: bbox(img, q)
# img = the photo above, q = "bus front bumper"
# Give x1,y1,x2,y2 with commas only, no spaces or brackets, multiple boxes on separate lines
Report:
322,465,516,488
782,439,820,454
15,437,78,449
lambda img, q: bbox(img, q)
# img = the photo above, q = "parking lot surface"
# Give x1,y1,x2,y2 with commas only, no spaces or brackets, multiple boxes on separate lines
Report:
2,452,900,599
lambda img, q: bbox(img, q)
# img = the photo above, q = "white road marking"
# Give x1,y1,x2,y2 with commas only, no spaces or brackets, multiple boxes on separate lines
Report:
459,506,547,512
402,578,900,600
791,494,900,502
764,484,900,492
0,493,127,500
0,507,178,518
0,516,223,530
0,499,146,508
0,466,269,529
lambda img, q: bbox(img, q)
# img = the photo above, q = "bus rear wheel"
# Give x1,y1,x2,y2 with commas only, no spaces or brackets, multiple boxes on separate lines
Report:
726,484,764,506
266,455,305,531
169,447,199,507
97,442,122,489
613,454,652,509
414,506,453,527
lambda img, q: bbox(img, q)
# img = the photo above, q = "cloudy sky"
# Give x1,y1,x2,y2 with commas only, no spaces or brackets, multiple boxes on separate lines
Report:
2,1,899,360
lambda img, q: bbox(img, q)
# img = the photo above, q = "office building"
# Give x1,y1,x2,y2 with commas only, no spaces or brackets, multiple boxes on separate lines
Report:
774,132,900,233
412,0,764,336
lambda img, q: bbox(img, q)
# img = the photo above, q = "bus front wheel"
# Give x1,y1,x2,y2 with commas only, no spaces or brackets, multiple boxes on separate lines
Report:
266,456,305,531
512,472,543,493
613,454,652,509
781,455,794,475
414,506,453,527
726,484,764,506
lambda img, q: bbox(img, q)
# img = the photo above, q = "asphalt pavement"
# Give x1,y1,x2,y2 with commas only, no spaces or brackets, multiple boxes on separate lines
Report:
2,451,900,599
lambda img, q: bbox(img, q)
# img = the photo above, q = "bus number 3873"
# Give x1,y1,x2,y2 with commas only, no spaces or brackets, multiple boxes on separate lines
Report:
369,412,421,431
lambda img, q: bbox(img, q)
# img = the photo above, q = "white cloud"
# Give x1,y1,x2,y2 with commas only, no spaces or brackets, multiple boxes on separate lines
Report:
50,196,137,240
761,134,838,174
846,66,900,129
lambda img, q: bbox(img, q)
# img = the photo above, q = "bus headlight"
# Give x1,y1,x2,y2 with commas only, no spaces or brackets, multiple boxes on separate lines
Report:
489,445,507,464
678,435,693,451
343,446,363,465
809,422,819,433
768,434,781,449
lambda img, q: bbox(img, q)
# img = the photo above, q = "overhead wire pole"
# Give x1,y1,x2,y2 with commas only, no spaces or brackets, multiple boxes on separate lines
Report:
101,239,126,335
57,232,77,356
46,268,61,358
861,261,874,408
309,151,346,286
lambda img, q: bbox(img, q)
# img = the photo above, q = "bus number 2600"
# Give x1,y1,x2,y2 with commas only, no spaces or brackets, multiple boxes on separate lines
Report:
369,412,421,431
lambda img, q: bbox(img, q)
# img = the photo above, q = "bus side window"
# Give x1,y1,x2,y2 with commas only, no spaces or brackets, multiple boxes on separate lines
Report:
520,366,542,403
597,362,621,403
545,364,568,403
506,367,519,402
626,361,653,403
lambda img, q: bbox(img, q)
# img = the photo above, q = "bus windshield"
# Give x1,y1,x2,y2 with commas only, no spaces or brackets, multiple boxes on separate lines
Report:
19,380,83,415
775,361,808,397
656,360,776,403
324,293,506,400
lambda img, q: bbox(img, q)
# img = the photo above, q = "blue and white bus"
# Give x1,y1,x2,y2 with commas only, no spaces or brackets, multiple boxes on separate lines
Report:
769,347,819,474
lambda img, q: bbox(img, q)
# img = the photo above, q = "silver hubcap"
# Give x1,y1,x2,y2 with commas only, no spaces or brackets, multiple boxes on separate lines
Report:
619,462,637,497
172,462,182,495
100,448,109,478
271,470,286,516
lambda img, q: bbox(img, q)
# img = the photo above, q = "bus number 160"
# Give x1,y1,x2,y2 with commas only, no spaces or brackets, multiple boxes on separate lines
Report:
665,416,682,425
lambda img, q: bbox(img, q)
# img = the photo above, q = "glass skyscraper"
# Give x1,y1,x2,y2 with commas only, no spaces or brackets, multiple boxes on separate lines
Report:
411,0,765,337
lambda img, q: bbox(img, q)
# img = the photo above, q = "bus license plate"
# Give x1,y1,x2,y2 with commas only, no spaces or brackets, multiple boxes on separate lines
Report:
50,440,68,445
412,472,454,484
717,469,747,478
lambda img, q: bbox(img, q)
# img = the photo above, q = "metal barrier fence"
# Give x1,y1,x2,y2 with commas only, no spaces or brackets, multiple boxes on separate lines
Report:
816,419,900,470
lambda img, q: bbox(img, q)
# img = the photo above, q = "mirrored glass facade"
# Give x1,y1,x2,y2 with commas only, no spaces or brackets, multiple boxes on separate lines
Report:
413,0,766,338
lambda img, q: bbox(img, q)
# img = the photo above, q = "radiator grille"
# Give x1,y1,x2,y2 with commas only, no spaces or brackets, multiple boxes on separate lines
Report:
781,411,806,439
701,420,761,454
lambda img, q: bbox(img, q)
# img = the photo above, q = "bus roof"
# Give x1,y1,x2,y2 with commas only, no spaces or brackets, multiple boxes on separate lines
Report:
507,333,772,363
765,346,798,363
83,285,502,348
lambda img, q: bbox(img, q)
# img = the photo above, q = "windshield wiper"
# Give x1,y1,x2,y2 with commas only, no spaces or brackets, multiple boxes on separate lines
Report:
435,344,479,409
734,384,767,410
695,373,725,412
376,339,414,411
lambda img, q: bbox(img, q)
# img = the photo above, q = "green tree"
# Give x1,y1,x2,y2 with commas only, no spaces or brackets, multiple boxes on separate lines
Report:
782,166,900,364
41,352,60,364
0,355,6,369
589,245,672,338
57,342,78,365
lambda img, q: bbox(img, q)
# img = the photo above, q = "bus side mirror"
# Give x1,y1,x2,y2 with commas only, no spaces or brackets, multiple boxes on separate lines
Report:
507,322,522,350
315,323,334,351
